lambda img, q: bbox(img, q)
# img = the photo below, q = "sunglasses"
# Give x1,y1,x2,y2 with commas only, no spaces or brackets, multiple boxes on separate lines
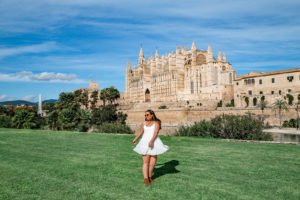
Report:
145,114,151,117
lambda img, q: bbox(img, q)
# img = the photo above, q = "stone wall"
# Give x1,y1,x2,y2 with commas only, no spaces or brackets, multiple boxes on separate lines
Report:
122,107,298,136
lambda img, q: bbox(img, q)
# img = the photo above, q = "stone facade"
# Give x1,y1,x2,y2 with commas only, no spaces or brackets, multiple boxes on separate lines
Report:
234,68,300,107
124,43,236,108
120,44,300,133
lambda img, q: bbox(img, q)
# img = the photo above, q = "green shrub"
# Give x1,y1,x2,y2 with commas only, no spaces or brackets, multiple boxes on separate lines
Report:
282,118,297,128
253,97,257,106
175,120,211,136
286,94,294,105
226,99,235,107
0,114,11,128
217,100,223,107
159,105,168,109
175,114,272,140
244,97,249,107
95,122,133,134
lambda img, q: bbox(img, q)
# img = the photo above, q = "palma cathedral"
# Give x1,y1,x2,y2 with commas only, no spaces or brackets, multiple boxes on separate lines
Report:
124,42,236,107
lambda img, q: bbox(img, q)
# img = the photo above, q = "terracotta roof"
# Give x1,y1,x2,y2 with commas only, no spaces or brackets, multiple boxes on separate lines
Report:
235,68,300,81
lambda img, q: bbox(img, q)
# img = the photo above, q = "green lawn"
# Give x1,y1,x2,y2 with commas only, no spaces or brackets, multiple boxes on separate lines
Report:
0,128,299,200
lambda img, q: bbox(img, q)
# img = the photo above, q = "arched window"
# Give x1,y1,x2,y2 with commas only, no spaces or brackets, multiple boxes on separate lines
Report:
145,89,150,102
191,82,194,94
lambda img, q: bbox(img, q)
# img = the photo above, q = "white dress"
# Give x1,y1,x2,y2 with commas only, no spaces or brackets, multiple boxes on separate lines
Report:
133,123,169,155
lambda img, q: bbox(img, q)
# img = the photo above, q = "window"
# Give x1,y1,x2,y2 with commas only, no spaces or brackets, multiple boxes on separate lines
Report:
287,76,294,82
279,90,281,95
191,82,194,94
259,79,262,84
229,73,233,84
251,79,255,84
248,90,252,95
260,91,263,94
272,78,275,83
271,91,274,95
244,80,247,85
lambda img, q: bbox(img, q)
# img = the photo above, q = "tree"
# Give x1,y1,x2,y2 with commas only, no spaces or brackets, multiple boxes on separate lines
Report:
257,100,268,121
55,92,79,111
74,89,89,109
12,109,37,129
244,96,249,107
91,105,118,126
90,90,99,110
253,97,257,106
46,110,59,130
100,87,120,105
286,94,294,105
272,99,289,128
295,101,300,130
77,109,92,132
79,91,89,109
43,102,56,113
58,108,78,130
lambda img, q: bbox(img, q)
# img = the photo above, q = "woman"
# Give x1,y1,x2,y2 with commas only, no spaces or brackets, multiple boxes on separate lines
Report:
132,109,169,185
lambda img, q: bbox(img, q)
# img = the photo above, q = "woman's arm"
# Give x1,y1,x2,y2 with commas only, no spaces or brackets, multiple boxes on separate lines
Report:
133,122,144,143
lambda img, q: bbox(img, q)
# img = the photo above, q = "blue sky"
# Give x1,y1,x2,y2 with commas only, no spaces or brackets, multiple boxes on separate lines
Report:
0,0,300,102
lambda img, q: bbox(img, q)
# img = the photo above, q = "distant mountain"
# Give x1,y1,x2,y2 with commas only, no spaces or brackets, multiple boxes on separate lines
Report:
0,99,57,106
43,99,57,103
0,100,36,106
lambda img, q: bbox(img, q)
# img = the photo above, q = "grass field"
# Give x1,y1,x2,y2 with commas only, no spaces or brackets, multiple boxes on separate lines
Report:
0,128,299,200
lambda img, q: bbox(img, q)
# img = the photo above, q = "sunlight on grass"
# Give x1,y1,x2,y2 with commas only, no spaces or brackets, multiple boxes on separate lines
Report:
0,128,299,200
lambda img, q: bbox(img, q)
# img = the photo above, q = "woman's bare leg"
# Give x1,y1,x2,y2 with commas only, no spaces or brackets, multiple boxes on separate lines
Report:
142,155,150,179
149,155,157,178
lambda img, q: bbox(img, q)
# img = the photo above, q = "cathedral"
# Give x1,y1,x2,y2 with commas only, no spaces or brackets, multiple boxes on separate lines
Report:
124,42,236,107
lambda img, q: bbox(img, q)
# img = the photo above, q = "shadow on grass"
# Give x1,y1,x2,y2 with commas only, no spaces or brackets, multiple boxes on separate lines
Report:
153,160,180,180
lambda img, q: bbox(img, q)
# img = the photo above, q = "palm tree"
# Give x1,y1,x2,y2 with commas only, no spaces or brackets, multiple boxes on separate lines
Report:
257,100,268,121
272,99,289,128
295,101,300,130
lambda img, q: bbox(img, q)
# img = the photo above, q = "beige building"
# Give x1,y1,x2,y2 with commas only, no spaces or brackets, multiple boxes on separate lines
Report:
124,43,236,108
74,80,102,108
75,80,124,109
234,68,300,107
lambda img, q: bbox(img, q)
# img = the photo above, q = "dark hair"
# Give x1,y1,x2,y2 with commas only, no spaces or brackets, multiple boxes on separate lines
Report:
145,109,161,130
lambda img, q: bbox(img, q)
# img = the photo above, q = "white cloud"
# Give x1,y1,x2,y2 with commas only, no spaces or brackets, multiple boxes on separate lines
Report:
0,42,59,59
0,71,85,83
21,95,37,102
0,94,36,102
0,94,14,101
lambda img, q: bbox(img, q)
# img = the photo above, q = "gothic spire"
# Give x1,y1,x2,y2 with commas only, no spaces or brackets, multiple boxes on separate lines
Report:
191,41,196,50
139,47,144,57
223,52,226,62
155,49,159,58
127,59,131,71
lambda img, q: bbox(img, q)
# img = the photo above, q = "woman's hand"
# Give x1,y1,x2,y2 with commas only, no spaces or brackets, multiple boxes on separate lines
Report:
133,139,137,144
148,141,154,147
